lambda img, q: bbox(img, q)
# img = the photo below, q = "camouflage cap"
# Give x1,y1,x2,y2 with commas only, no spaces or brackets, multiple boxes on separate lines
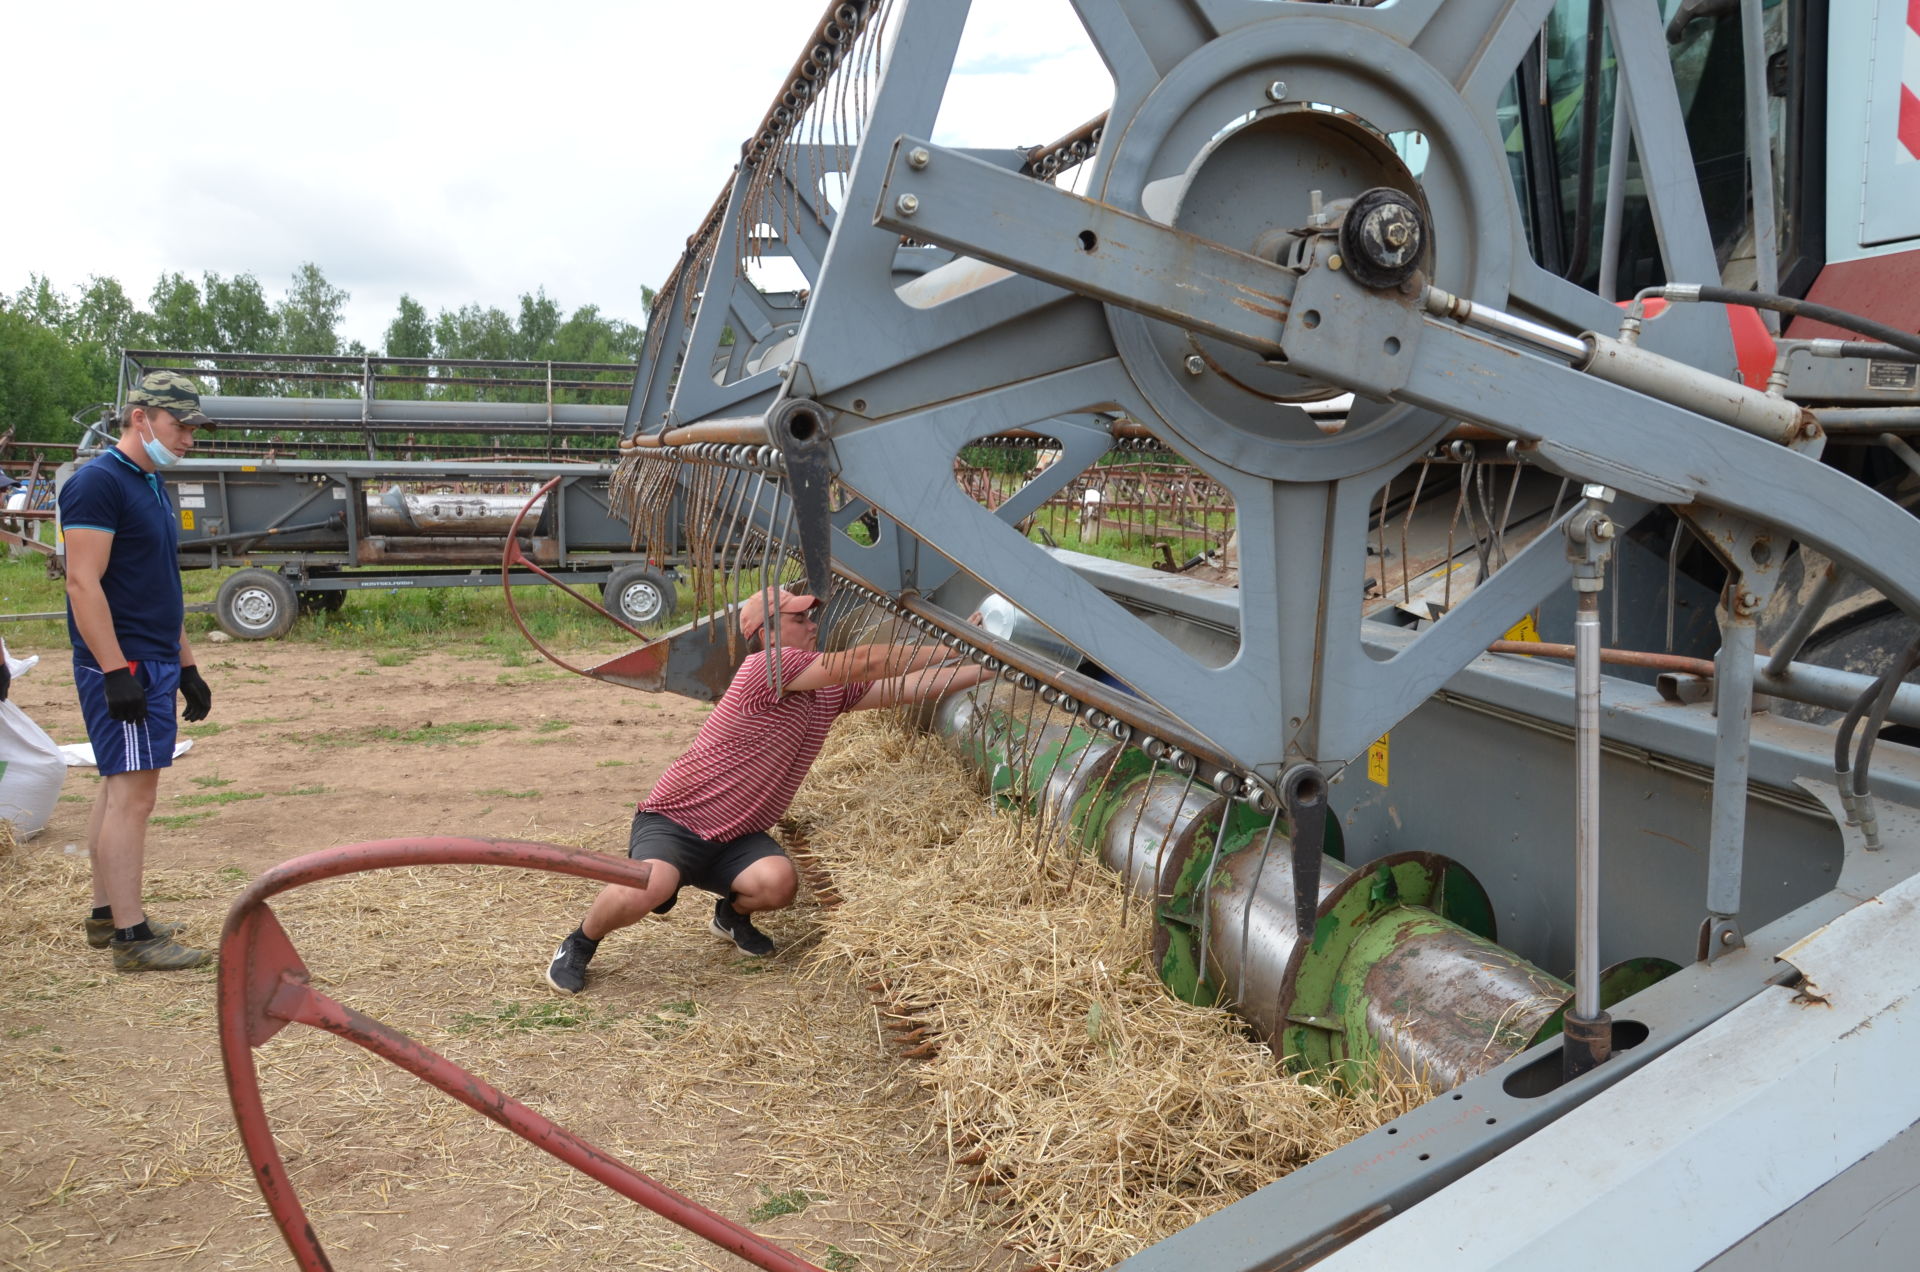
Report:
126,370,215,428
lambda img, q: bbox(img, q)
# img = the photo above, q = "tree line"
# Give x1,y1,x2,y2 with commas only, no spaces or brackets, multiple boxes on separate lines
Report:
0,263,647,443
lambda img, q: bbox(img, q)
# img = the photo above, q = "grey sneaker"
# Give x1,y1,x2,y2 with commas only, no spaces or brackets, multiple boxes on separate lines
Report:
85,916,185,949
111,933,214,971
710,898,774,957
545,932,596,994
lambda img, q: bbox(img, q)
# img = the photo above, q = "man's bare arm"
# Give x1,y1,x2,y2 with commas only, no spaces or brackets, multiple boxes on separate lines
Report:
64,529,128,670
849,660,995,711
783,639,964,693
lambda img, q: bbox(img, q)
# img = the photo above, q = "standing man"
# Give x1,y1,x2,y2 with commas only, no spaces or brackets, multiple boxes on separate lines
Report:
61,371,216,971
544,587,992,994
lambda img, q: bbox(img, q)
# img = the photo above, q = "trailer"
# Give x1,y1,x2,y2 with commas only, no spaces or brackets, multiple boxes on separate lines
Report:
53,456,679,638
51,351,685,637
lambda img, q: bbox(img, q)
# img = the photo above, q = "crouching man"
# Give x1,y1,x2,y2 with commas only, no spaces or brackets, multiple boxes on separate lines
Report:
545,587,990,993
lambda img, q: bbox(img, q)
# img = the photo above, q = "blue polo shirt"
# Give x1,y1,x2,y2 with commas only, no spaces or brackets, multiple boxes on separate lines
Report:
59,449,184,666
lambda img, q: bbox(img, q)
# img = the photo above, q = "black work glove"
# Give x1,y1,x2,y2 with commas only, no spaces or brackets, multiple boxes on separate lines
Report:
0,659,10,703
179,665,212,723
103,667,147,723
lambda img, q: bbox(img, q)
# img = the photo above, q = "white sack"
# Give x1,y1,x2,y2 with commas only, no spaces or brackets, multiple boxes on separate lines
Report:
0,700,67,837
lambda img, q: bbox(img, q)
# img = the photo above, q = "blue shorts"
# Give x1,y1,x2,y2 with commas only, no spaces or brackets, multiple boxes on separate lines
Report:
74,658,180,776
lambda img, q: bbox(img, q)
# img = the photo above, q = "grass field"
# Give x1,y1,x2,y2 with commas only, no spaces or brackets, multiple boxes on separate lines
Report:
0,554,644,660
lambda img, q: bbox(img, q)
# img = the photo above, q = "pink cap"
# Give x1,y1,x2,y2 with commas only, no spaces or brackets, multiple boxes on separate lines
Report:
737,587,820,640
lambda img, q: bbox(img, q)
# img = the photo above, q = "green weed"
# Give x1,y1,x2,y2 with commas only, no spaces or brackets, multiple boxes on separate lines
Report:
825,1248,861,1271
451,1001,594,1035
535,719,571,734
596,759,628,768
182,723,224,739
175,790,264,808
285,784,328,796
474,788,540,800
216,866,249,883
190,774,236,788
747,1187,817,1223
640,999,699,1039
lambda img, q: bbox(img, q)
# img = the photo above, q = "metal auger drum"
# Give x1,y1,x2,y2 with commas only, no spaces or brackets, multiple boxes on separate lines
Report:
932,684,1673,1090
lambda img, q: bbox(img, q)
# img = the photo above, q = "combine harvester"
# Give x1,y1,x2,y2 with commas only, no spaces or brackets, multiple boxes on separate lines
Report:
220,0,1920,1267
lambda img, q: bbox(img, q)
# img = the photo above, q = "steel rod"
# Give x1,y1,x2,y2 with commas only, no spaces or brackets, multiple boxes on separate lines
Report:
1707,616,1758,922
1573,588,1603,1021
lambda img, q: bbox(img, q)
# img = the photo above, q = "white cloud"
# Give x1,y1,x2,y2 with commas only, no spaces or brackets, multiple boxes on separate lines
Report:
3,0,1103,351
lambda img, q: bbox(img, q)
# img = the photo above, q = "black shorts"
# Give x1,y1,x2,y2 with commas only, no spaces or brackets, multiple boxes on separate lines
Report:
627,810,785,897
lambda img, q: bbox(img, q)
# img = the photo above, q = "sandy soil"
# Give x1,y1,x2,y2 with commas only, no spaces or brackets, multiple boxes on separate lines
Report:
0,641,1012,1271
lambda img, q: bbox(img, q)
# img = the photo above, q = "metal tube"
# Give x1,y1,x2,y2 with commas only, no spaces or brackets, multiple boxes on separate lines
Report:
1740,0,1780,328
1707,615,1758,921
201,395,627,428
1598,71,1633,301
1813,408,1920,433
1573,588,1603,1021
1882,433,1920,481
1578,333,1809,444
1422,288,1591,361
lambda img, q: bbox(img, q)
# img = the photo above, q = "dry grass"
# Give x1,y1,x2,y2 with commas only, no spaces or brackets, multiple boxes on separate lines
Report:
0,816,1008,1271
0,710,1423,1272
792,714,1428,1270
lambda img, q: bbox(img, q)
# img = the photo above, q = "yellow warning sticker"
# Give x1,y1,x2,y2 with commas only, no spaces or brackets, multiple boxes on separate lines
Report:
1503,612,1541,643
1367,733,1390,786
180,509,195,530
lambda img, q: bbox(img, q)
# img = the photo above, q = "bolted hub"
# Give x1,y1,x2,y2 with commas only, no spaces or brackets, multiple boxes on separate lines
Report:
1339,187,1426,290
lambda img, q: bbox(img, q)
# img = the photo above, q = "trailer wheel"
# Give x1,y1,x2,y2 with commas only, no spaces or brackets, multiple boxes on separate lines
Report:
298,589,345,614
603,565,676,627
216,569,299,639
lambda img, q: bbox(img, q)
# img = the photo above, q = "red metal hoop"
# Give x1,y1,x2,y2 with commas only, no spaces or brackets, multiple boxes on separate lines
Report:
217,837,822,1272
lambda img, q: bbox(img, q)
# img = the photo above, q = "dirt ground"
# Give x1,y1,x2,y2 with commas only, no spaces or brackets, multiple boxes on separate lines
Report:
0,641,1016,1271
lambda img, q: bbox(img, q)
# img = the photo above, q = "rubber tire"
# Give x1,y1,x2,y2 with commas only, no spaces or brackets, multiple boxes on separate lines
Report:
298,589,346,614
603,565,676,627
216,568,299,640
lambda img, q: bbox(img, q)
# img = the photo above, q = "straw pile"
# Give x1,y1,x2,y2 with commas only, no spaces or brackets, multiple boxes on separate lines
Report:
791,712,1430,1270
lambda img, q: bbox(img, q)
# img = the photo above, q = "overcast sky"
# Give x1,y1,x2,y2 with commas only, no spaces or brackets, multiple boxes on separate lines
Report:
5,1,1108,352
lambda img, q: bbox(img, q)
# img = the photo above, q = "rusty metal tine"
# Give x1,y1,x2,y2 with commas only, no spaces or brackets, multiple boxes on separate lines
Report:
1196,796,1236,1003
1121,754,1162,928
1402,459,1429,605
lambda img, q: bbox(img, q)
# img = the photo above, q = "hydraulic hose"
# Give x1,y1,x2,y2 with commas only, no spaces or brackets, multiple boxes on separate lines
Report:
1681,285,1920,360
1852,636,1920,798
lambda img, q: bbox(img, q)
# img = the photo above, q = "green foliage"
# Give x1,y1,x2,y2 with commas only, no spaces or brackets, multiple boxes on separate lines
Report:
0,304,110,441
451,1000,595,1035
276,262,349,356
150,812,215,829
0,264,646,455
174,790,265,808
746,1187,817,1223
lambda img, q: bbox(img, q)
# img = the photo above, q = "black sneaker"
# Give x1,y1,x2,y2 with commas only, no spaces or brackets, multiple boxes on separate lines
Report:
544,931,596,994
710,898,774,957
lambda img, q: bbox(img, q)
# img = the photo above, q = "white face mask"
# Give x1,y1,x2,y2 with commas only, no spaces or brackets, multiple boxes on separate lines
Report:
140,419,181,468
